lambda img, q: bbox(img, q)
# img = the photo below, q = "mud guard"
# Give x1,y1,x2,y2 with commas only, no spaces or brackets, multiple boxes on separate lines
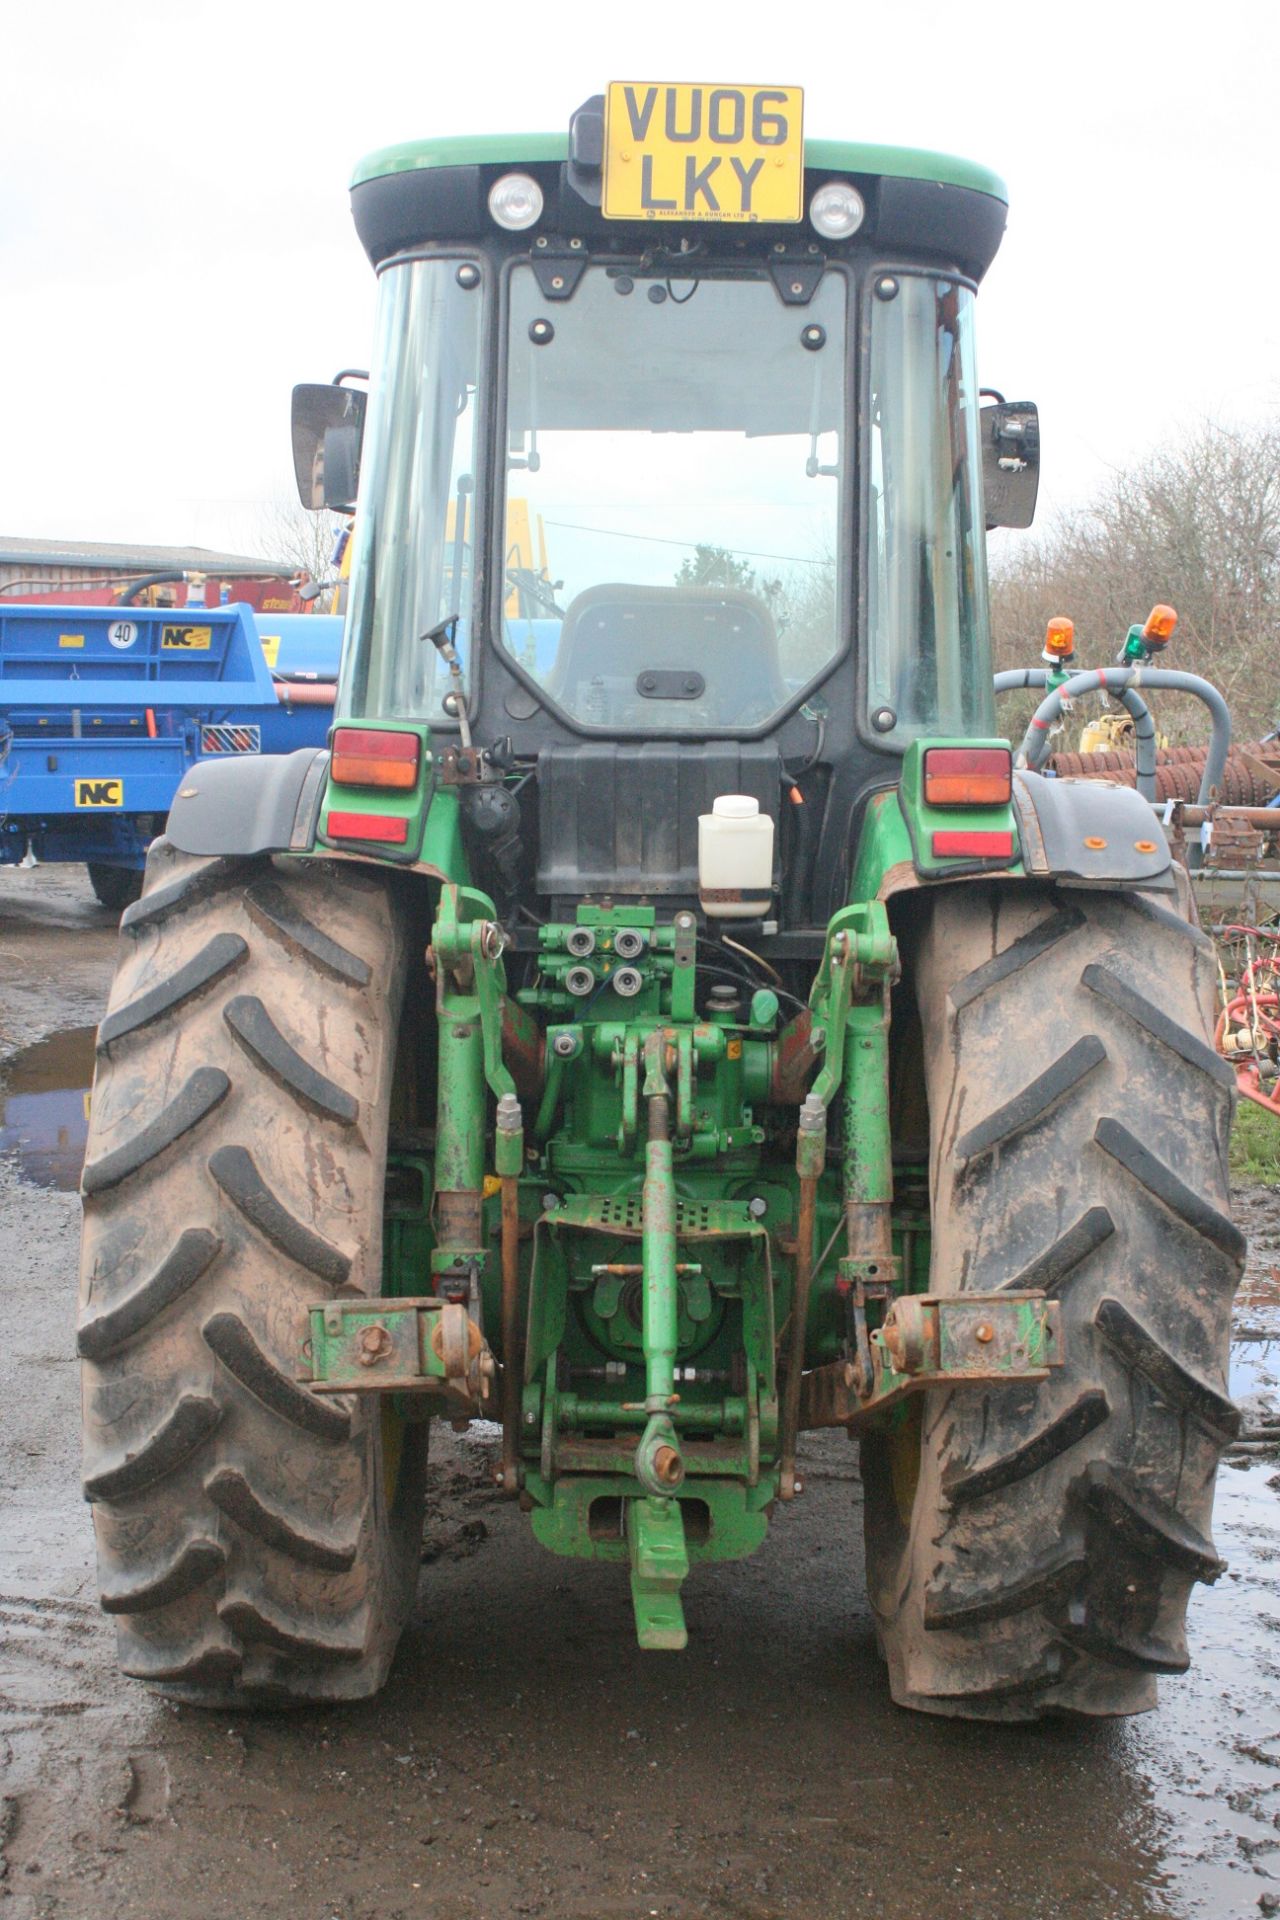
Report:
1011,771,1175,890
165,748,329,858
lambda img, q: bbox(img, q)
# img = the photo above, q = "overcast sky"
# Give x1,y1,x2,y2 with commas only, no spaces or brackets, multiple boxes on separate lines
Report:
3,0,1276,566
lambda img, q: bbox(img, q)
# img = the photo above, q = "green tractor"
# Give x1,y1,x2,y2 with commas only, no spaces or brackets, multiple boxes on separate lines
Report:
78,86,1242,1719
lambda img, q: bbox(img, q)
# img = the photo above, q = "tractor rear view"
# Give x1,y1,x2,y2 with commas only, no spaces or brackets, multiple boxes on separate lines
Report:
77,86,1242,1719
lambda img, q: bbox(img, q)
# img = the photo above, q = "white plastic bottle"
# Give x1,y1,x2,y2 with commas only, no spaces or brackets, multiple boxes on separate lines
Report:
698,794,775,920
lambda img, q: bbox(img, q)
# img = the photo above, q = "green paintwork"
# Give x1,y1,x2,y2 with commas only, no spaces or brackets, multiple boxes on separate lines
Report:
628,1495,689,1651
527,1474,770,1561
1121,623,1164,666
847,789,914,903
420,783,468,875
304,1298,447,1389
295,738,1062,1643
896,737,1023,880
316,721,434,861
383,1154,435,1296
352,132,572,188
805,902,896,1109
351,133,1006,205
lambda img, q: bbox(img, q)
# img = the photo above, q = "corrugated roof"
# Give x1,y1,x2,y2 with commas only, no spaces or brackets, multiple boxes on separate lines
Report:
0,537,295,572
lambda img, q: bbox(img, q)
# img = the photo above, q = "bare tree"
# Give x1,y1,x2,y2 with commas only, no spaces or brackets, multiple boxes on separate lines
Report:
256,497,347,609
990,418,1280,740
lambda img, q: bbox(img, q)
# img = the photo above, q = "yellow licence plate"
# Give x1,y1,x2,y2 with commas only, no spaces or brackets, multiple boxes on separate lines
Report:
603,83,804,224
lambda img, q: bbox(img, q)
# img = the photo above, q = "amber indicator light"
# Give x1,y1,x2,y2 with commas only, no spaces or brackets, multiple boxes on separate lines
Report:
923,747,1013,808
325,810,410,845
331,727,420,790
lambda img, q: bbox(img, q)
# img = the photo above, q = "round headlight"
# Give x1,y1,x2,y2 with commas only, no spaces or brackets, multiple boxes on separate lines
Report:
488,172,544,232
809,180,865,241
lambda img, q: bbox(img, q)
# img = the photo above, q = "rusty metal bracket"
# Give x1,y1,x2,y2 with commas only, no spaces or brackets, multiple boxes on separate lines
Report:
301,1296,497,1412
836,1254,902,1398
436,744,489,786
799,1290,1062,1430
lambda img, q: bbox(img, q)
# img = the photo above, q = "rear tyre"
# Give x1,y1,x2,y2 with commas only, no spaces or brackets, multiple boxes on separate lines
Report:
862,881,1243,1720
79,838,426,1706
87,863,144,912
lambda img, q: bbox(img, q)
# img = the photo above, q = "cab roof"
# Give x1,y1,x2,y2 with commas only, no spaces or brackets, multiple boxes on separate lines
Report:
351,134,1007,205
348,130,1009,283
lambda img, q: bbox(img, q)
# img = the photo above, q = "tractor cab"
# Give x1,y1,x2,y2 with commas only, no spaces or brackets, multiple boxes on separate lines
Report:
294,88,1033,928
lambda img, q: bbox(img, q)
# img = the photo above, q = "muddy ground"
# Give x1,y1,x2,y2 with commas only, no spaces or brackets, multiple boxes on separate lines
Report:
5,865,1280,1920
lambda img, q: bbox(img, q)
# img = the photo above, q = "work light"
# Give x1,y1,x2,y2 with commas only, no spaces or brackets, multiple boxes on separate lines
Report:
809,181,865,239
489,173,544,231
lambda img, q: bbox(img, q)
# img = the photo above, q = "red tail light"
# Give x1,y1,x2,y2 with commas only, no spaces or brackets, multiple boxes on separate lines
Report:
325,811,409,845
923,747,1013,808
932,829,1015,860
330,727,420,790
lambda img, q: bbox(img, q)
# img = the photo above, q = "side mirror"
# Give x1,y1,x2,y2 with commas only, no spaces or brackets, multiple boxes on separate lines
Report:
980,398,1039,531
291,384,366,512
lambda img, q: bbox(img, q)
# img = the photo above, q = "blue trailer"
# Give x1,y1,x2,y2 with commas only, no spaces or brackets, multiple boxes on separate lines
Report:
0,602,338,907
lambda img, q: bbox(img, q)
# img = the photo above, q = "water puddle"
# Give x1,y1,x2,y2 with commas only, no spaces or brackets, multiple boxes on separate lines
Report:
1119,1188,1280,1911
1129,1457,1280,1913
0,1026,97,1190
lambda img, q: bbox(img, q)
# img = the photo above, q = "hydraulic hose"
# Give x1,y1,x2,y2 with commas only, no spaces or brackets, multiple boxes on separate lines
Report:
1010,667,1231,807
994,667,1159,802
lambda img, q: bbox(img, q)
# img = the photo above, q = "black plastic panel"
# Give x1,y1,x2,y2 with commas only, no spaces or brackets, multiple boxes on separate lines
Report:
536,742,781,902
351,164,1007,283
1012,772,1174,888
167,749,329,858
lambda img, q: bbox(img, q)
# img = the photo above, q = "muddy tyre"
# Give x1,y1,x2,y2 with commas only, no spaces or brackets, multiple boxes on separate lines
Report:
862,883,1244,1720
87,863,144,913
79,838,426,1705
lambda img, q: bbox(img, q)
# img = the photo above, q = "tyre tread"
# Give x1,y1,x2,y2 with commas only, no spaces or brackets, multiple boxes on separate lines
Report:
81,1067,230,1195
202,1312,351,1441
77,1228,221,1360
98,934,248,1052
223,994,359,1124
208,1144,351,1288
83,1393,222,1502
206,1467,359,1571
1094,1116,1245,1264
954,1034,1105,1165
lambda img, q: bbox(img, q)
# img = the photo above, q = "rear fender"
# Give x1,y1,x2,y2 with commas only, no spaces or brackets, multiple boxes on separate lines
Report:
1009,770,1175,890
875,769,1179,907
166,748,329,858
